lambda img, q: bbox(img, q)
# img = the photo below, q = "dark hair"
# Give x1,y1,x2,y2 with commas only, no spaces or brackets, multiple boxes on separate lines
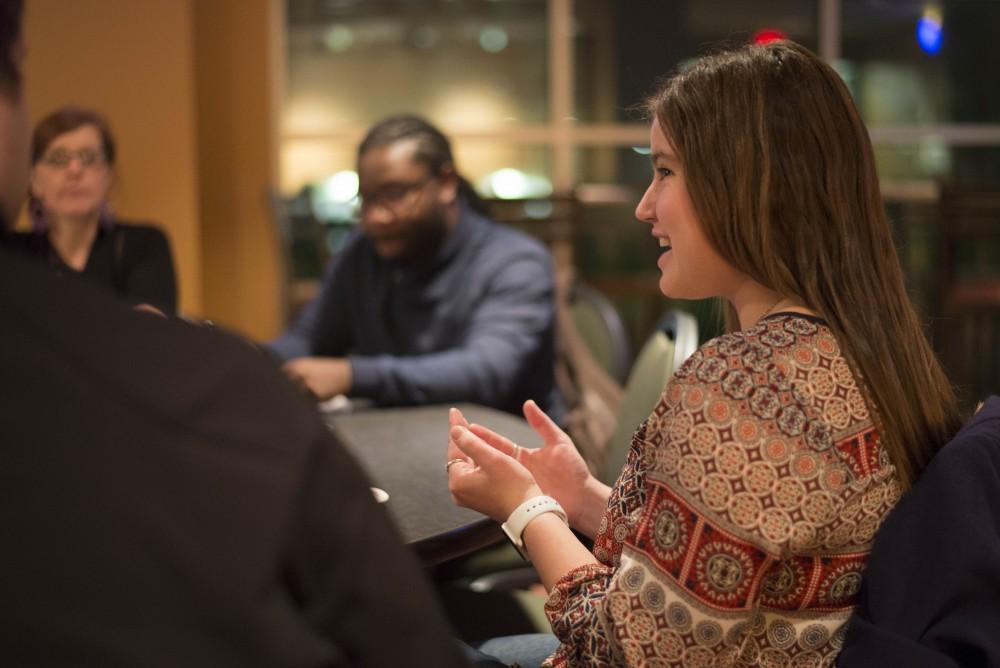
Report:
31,107,117,166
0,0,23,97
357,114,489,215
646,41,961,489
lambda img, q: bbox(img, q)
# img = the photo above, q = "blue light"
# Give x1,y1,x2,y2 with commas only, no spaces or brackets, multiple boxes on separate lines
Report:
917,15,943,54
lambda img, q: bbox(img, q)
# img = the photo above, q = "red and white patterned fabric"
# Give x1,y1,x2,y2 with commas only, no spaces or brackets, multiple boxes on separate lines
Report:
543,314,901,667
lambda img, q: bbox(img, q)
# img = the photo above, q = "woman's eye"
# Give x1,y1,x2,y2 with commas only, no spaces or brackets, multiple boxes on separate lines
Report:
656,167,672,179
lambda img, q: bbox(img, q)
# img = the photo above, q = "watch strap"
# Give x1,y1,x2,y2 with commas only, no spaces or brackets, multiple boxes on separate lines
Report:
501,495,567,560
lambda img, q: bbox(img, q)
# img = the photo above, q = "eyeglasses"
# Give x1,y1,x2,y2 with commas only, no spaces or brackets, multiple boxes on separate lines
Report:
356,176,434,213
39,148,106,169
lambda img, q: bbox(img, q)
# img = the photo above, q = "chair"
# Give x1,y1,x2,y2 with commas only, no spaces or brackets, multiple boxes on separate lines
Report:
598,309,698,481
568,283,631,384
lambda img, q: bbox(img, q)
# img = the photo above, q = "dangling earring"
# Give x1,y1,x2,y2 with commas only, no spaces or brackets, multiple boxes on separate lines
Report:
99,201,116,231
29,198,49,233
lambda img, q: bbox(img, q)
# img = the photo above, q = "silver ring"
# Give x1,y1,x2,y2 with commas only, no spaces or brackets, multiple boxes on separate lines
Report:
511,444,520,460
445,458,464,473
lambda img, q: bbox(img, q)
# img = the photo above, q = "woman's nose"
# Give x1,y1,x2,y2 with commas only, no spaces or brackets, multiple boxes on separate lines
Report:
634,183,656,224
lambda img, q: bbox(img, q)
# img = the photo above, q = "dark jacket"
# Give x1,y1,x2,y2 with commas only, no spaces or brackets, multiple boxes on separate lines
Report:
839,396,1000,668
0,248,467,667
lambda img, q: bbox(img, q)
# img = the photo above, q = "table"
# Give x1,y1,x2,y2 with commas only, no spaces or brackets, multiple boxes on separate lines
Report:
323,403,540,565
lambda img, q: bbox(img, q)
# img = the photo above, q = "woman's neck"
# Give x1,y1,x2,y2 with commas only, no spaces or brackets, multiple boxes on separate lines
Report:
47,214,100,271
732,281,817,330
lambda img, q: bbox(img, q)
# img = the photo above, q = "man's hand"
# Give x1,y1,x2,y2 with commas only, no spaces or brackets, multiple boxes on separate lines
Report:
282,357,352,401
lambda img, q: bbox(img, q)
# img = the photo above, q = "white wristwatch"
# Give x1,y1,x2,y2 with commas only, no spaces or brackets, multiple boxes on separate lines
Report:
501,495,568,560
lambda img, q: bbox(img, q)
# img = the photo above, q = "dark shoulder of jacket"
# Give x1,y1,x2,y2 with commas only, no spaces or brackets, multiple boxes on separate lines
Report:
6,251,323,458
928,395,1000,471
0,229,48,254
466,209,552,265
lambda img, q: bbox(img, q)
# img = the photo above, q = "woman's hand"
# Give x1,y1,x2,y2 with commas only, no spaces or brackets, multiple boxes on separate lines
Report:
452,401,603,531
446,408,542,522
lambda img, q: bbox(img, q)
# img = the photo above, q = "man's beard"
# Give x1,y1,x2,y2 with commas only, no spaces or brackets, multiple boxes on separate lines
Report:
399,212,449,262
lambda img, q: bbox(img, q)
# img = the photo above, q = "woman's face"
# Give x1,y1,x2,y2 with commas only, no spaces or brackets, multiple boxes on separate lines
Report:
30,123,113,222
634,119,747,302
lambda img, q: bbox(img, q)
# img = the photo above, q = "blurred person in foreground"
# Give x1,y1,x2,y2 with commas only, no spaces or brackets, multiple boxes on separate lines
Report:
0,3,467,665
2,106,177,313
446,40,962,667
271,115,563,420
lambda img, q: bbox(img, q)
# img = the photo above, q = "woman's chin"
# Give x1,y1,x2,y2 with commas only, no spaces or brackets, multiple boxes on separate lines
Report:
48,207,101,222
657,275,677,299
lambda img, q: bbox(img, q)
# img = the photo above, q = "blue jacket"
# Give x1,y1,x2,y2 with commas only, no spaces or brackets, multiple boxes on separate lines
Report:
271,204,562,419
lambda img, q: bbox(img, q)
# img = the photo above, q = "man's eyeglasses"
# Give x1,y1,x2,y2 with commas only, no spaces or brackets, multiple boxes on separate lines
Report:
39,148,106,169
356,176,434,213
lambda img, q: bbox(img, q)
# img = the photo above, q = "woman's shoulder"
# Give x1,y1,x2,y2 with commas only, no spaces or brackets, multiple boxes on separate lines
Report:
642,313,893,553
112,222,174,255
114,221,169,240
673,314,852,398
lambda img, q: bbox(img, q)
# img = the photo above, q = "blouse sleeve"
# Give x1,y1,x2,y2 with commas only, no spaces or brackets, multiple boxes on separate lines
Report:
542,323,893,668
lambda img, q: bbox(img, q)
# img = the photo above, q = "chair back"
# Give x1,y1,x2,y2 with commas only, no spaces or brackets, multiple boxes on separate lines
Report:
569,283,632,384
598,309,698,484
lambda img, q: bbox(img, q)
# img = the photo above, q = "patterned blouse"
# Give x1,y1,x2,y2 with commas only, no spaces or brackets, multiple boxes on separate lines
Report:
543,313,901,667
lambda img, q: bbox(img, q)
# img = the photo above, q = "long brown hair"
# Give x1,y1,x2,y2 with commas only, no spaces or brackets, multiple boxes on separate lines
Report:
648,41,961,489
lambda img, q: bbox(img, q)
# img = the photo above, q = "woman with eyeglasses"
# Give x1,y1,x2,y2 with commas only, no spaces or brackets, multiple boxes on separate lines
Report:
2,106,176,313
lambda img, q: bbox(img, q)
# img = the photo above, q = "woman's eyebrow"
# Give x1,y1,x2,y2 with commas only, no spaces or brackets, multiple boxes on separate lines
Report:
649,151,678,165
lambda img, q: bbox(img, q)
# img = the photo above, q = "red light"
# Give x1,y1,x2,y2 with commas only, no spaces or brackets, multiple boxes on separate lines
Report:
753,28,788,45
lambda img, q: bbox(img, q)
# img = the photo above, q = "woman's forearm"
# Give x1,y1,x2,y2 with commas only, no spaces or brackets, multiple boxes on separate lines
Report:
522,513,600,591
569,476,612,539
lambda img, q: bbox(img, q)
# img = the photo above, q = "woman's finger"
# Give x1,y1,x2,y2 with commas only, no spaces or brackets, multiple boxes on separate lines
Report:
449,407,470,428
450,425,507,470
468,423,521,459
523,399,570,444
446,408,472,464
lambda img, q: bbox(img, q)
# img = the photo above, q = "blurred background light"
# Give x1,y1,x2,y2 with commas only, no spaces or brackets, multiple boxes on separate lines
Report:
752,28,788,45
479,26,509,53
323,24,355,52
311,170,359,222
917,8,944,55
483,168,553,199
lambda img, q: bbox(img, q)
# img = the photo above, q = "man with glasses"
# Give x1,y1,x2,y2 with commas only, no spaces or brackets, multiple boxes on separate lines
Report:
272,115,563,420
0,4,469,664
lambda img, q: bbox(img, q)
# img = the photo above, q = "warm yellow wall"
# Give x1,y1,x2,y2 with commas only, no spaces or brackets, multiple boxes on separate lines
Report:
194,0,283,340
22,0,284,338
23,0,203,315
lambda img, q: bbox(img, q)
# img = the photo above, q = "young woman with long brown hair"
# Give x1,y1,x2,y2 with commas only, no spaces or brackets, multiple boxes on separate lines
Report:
447,40,962,668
